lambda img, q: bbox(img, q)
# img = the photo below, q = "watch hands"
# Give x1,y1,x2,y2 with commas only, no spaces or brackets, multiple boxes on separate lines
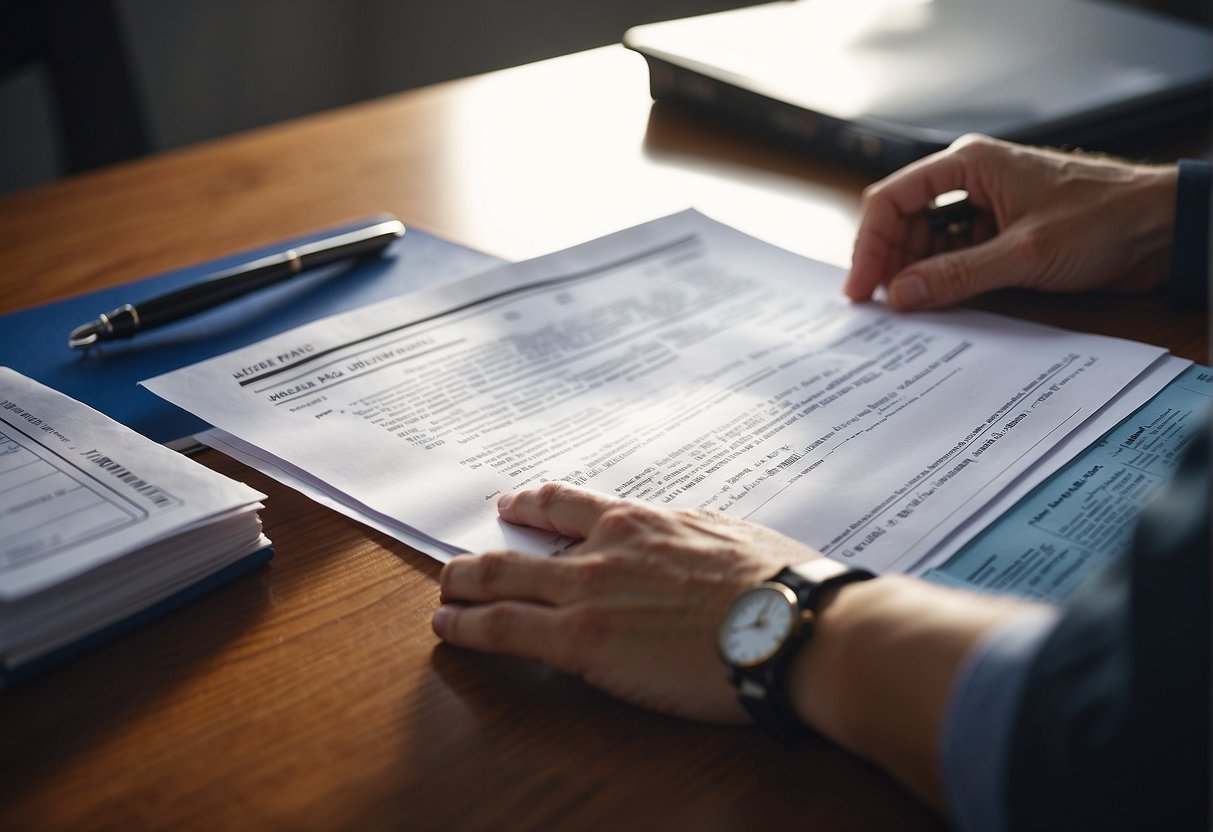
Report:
750,597,778,630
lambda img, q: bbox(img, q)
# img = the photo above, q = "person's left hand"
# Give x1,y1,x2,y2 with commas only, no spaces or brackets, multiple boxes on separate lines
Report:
433,482,823,723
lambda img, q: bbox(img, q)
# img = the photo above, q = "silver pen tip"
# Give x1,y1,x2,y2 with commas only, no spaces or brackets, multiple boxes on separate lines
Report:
68,321,102,349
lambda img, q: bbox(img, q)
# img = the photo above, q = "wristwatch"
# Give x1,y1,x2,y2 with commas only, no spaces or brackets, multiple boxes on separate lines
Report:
718,558,876,739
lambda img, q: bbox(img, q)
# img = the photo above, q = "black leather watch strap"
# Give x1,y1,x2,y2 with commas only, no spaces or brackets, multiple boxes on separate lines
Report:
731,559,876,740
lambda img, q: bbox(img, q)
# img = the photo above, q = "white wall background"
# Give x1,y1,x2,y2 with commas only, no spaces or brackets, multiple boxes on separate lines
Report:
0,0,759,193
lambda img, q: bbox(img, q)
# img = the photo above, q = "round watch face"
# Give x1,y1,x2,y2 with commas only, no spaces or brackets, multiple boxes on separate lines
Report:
718,583,799,668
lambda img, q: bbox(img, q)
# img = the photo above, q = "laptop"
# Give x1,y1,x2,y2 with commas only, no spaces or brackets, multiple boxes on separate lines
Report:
624,0,1213,171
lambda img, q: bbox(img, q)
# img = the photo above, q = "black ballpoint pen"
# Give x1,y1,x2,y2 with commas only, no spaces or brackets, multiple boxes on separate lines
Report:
925,189,975,239
68,218,406,349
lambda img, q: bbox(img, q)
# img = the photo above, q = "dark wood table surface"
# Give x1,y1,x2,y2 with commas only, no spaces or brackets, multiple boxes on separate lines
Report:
0,46,1206,831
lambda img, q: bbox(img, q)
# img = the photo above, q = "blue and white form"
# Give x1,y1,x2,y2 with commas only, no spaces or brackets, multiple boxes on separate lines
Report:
925,364,1213,604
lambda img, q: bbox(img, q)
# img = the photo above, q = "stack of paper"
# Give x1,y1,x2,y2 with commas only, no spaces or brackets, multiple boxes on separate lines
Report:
141,212,1184,578
0,368,271,683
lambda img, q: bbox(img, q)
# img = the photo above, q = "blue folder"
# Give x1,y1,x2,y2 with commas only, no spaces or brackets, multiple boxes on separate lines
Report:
0,218,504,443
925,363,1213,604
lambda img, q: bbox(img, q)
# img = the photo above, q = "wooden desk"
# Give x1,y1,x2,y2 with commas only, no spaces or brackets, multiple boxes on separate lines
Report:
0,46,1206,831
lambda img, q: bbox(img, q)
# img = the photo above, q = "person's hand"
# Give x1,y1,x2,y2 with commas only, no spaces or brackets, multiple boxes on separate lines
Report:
845,134,1178,311
432,483,822,723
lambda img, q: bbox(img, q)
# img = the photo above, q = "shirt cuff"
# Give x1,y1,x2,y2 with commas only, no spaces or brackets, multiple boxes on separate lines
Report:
942,606,1061,832
1167,159,1211,310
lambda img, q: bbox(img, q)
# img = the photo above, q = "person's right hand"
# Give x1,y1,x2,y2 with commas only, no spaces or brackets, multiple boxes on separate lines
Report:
845,134,1179,311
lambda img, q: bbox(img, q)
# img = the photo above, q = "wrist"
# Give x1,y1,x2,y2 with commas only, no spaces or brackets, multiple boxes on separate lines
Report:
718,559,875,739
786,575,1036,808
1114,164,1178,292
786,574,890,747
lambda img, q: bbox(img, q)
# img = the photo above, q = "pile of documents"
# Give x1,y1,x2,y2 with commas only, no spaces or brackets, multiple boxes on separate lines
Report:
142,211,1186,578
0,368,270,682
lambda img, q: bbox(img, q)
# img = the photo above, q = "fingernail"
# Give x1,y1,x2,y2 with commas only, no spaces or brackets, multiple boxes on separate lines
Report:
497,492,514,511
891,274,928,310
432,605,452,637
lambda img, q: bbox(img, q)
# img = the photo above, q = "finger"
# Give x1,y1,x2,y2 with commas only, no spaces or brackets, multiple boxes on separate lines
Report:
846,205,902,301
872,136,998,219
847,149,970,299
440,550,605,606
498,482,624,539
846,137,992,301
432,600,577,672
887,230,1038,311
846,192,909,301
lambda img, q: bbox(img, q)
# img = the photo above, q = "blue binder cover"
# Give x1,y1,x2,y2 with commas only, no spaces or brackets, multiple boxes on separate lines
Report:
0,219,504,443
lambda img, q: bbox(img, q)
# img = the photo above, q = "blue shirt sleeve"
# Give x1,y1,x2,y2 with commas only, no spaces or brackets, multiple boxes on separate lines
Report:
943,158,1209,829
1167,159,1210,309
942,607,1060,832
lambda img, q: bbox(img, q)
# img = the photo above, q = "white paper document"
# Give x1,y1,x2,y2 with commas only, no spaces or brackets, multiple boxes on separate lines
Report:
0,367,266,600
143,211,1173,573
903,353,1188,573
199,426,455,560
197,353,1188,575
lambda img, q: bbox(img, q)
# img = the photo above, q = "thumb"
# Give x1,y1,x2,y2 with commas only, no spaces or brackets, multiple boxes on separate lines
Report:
887,233,1036,311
